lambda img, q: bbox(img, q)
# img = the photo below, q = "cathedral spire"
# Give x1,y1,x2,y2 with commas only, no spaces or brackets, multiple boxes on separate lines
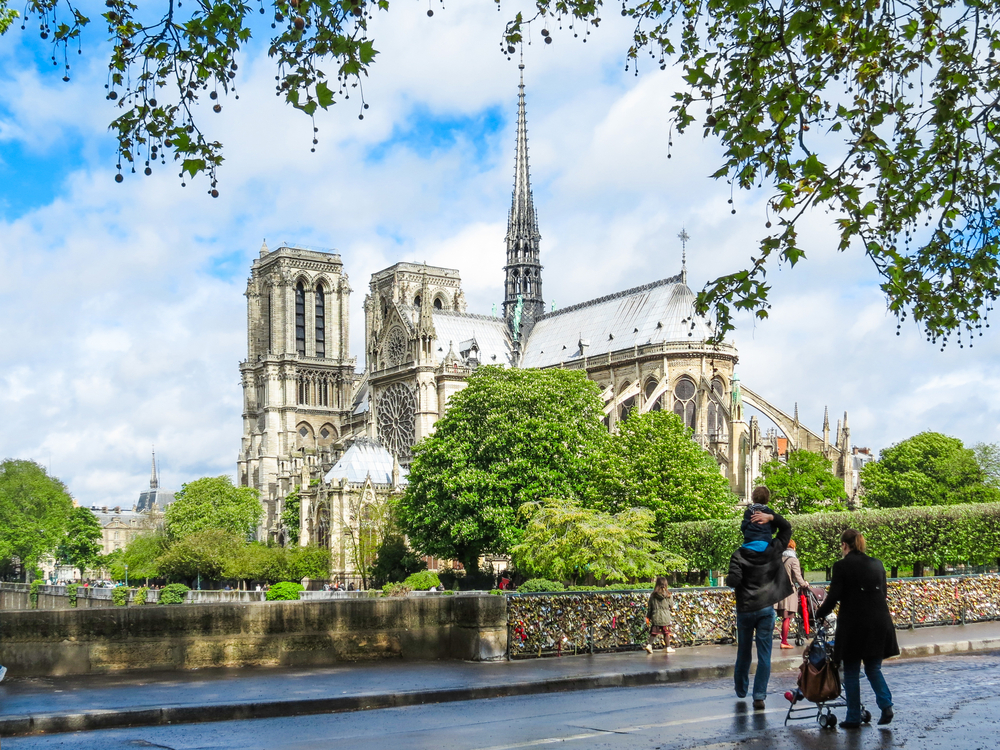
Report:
150,447,159,490
677,228,689,285
503,60,544,340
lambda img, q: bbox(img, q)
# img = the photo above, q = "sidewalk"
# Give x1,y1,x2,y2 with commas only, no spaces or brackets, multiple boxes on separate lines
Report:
2,620,998,737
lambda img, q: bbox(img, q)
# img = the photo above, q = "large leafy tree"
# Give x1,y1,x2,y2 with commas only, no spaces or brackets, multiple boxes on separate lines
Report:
165,475,262,540
511,497,685,584
109,530,169,582
157,528,241,580
56,505,104,578
973,442,1000,490
0,459,74,575
592,410,737,533
4,2,999,342
397,366,610,572
758,449,848,515
860,431,1000,507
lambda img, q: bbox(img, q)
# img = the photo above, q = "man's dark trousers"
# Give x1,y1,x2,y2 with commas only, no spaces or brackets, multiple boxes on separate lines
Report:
734,606,776,701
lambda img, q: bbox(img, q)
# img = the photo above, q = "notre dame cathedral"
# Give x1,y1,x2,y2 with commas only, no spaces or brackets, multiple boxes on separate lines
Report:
238,64,857,574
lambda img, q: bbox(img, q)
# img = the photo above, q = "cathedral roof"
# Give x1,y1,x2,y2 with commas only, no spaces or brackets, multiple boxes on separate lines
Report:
324,437,407,486
431,310,514,367
519,276,717,369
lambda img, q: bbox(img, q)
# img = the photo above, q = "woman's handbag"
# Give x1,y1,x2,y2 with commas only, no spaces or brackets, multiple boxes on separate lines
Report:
796,637,841,703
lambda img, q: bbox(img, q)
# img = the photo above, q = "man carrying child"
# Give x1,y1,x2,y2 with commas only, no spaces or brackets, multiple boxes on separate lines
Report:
725,486,793,711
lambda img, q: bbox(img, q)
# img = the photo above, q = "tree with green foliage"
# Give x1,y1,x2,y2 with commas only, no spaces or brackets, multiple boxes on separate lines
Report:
56,506,104,578
398,367,610,572
165,476,262,540
370,535,426,588
4,2,998,344
157,528,242,582
593,410,737,533
973,442,1000,490
0,459,73,576
285,545,332,581
758,450,848,515
343,491,393,589
512,498,685,585
280,488,301,546
223,542,284,586
860,432,1000,508
108,531,168,583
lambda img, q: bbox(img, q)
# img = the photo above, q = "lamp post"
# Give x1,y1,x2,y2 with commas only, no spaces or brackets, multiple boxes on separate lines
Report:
124,563,128,588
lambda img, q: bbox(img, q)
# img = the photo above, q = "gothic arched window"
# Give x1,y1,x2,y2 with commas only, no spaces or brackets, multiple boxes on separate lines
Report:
315,285,326,358
620,396,636,423
708,377,727,439
413,295,421,307
673,376,697,430
295,282,306,356
433,297,443,310
645,378,662,411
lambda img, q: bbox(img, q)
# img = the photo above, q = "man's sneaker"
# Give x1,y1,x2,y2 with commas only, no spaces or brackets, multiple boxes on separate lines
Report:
644,644,654,655
878,707,894,725
0,665,8,683
665,646,676,653
752,699,766,711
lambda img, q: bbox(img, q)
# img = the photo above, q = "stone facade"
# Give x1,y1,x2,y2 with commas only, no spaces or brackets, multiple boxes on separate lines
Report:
238,243,365,541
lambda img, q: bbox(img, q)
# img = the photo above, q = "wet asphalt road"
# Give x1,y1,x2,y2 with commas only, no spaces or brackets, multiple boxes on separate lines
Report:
6,651,1000,750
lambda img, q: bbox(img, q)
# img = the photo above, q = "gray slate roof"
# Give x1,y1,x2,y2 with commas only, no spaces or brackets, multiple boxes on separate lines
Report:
136,488,174,513
431,310,514,367
324,437,407,486
520,276,715,369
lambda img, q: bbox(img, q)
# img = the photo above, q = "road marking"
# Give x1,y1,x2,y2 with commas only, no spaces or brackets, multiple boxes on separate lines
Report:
469,708,786,750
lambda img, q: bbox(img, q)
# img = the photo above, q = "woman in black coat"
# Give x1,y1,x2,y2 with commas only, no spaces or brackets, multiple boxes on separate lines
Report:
815,529,899,728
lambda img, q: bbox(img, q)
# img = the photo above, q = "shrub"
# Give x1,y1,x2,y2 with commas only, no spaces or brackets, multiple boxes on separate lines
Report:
662,502,1000,573
438,570,464,590
159,583,190,605
518,578,565,593
112,587,129,606
66,583,79,607
382,581,412,597
403,570,441,591
134,586,149,605
265,581,304,601
29,578,43,609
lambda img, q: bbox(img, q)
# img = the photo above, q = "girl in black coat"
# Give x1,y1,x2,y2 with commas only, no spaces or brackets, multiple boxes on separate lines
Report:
815,529,899,728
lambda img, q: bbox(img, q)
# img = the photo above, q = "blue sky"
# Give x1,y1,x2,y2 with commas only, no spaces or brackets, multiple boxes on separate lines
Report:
2,3,999,507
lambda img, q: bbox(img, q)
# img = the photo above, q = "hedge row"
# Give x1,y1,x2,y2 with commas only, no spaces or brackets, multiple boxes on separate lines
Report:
663,503,1000,571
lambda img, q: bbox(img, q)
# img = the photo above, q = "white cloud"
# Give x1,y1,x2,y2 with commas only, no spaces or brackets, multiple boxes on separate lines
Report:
1,4,997,506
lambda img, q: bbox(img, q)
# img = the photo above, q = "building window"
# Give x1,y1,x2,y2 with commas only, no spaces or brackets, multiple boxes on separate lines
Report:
298,377,309,405
673,376,697,430
315,285,326,358
645,379,662,412
295,282,306,356
433,297,443,310
318,377,329,407
708,377,726,439
266,290,273,353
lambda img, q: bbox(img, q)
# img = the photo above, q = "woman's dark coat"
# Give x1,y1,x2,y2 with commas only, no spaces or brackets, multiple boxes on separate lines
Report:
815,550,900,663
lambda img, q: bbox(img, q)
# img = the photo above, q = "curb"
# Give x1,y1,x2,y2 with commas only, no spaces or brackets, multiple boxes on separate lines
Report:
2,637,998,737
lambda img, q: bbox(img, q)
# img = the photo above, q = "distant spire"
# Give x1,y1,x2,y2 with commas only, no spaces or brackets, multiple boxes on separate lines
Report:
843,411,849,429
259,239,269,258
823,406,830,430
677,228,690,284
793,402,799,424
150,447,159,490
507,60,540,244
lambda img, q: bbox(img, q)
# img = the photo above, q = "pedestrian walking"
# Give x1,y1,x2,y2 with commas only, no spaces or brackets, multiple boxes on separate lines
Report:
644,576,674,654
775,539,810,649
815,529,898,728
725,486,793,711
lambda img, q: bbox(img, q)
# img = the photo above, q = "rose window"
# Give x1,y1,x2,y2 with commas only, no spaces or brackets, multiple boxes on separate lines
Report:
384,326,409,367
377,382,417,461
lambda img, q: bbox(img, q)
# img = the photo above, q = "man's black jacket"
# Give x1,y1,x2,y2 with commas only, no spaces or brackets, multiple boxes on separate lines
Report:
725,512,793,613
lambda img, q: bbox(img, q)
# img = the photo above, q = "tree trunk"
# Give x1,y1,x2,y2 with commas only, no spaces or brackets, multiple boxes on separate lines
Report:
890,566,898,579
913,562,924,577
935,565,946,576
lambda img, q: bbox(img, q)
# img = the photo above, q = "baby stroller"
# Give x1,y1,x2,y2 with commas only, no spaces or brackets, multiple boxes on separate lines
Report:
784,596,867,729
793,585,829,646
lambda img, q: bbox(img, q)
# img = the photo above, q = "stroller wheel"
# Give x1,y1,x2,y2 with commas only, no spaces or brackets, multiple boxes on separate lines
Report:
827,713,838,729
862,709,872,724
818,714,829,729
795,636,804,646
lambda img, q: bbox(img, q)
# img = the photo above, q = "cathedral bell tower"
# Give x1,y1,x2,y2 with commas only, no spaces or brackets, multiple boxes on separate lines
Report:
502,61,545,345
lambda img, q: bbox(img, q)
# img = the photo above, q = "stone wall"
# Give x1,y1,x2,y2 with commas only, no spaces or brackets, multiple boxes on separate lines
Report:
0,595,507,677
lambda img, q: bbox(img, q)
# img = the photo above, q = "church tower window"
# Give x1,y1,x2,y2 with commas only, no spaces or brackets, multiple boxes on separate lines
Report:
673,376,697,430
295,282,306,356
433,297,443,310
315,285,326,358
266,290,273,353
